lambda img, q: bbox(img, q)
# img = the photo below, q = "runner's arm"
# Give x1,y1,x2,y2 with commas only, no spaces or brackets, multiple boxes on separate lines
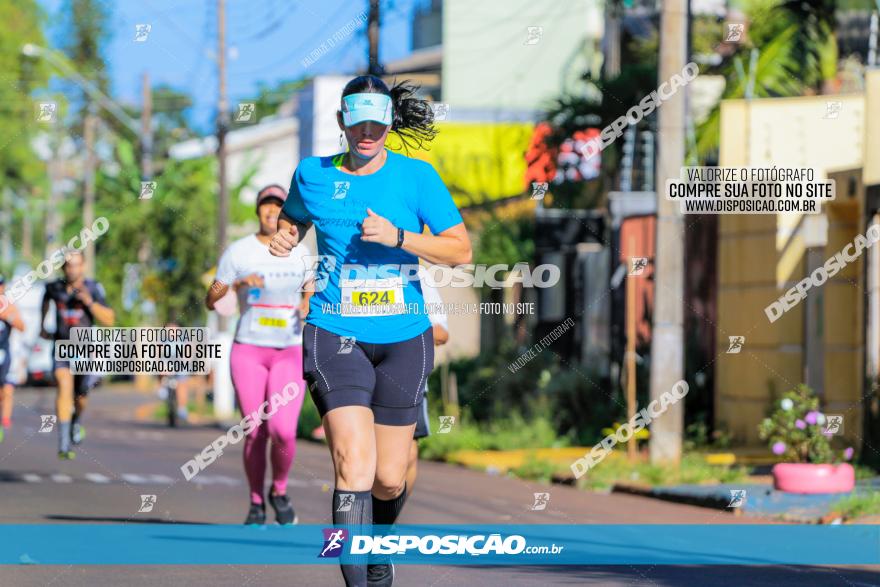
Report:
0,304,25,332
398,223,471,266
300,278,314,318
432,323,448,346
39,289,51,338
205,281,228,310
273,211,312,255
88,301,115,326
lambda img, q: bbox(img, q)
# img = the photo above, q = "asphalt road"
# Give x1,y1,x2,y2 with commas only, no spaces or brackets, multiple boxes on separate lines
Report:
0,385,877,587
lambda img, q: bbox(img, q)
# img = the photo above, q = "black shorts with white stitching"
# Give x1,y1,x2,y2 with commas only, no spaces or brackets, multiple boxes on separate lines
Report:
302,322,434,426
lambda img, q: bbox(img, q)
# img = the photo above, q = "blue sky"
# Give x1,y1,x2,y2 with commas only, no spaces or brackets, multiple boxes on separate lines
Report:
39,0,418,132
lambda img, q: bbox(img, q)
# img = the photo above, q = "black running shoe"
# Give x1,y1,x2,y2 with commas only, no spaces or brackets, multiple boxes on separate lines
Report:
367,561,394,586
244,502,266,525
268,492,298,525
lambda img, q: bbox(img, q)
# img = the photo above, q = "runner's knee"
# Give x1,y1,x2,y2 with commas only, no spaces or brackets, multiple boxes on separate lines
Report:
373,462,407,497
332,443,374,488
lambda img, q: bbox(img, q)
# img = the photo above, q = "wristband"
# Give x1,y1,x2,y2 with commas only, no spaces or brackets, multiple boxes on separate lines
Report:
395,227,405,248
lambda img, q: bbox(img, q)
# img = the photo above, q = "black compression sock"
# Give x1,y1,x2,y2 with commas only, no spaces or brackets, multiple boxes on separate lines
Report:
370,484,407,567
372,483,407,526
332,489,372,587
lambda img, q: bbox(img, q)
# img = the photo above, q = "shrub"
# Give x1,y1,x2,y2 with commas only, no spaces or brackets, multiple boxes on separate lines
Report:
758,384,853,464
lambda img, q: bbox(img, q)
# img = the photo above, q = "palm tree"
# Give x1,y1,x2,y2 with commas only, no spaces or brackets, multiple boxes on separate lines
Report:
694,0,838,162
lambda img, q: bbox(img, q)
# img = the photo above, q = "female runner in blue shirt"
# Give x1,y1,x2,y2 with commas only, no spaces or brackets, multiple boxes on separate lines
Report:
269,76,470,587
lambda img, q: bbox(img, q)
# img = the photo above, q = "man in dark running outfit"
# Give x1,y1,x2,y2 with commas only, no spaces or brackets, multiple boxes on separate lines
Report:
41,251,114,459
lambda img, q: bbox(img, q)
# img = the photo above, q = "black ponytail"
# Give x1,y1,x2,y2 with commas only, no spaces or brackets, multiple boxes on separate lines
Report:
341,75,438,153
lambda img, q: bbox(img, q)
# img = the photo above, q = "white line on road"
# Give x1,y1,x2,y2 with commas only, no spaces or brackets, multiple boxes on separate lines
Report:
85,473,112,484
22,474,41,483
50,474,72,483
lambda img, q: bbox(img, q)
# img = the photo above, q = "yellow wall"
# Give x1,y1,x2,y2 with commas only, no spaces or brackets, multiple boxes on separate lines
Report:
716,95,866,445
391,122,535,207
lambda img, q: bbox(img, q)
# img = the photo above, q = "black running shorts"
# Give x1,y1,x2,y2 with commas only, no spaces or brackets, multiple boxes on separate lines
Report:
413,395,430,439
54,357,102,397
303,323,434,426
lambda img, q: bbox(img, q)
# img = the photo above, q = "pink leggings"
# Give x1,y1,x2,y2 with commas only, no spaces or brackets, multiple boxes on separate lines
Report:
230,342,306,505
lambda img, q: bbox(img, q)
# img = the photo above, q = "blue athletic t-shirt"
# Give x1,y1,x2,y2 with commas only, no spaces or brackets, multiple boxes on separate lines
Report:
283,149,462,344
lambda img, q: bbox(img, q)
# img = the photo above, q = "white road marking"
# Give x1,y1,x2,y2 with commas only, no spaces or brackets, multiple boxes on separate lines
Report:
22,474,41,483
50,474,72,483
85,473,112,484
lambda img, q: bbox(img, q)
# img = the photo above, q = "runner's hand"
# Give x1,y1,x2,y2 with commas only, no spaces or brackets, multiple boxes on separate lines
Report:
234,274,265,290
269,224,298,257
74,287,94,307
360,208,396,247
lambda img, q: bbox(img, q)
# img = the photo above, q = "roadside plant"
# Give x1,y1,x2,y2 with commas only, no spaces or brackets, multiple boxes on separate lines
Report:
758,384,852,464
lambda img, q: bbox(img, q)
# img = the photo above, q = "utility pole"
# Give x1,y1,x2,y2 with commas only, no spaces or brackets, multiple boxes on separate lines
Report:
46,129,62,258
141,71,153,180
604,0,622,78
649,0,687,465
1,190,11,267
217,0,229,332
22,194,33,261
367,0,382,75
83,104,98,277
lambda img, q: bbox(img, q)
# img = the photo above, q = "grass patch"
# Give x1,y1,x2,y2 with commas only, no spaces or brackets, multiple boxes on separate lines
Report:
832,492,880,520
419,410,568,461
507,451,749,490
575,453,749,490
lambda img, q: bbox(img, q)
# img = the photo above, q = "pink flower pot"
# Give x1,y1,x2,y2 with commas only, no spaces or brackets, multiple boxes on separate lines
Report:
771,463,855,494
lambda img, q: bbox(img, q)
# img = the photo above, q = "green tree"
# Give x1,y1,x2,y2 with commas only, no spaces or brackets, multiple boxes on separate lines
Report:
94,136,255,327
58,0,111,113
0,0,49,184
230,77,310,129
0,0,50,262
694,0,838,162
